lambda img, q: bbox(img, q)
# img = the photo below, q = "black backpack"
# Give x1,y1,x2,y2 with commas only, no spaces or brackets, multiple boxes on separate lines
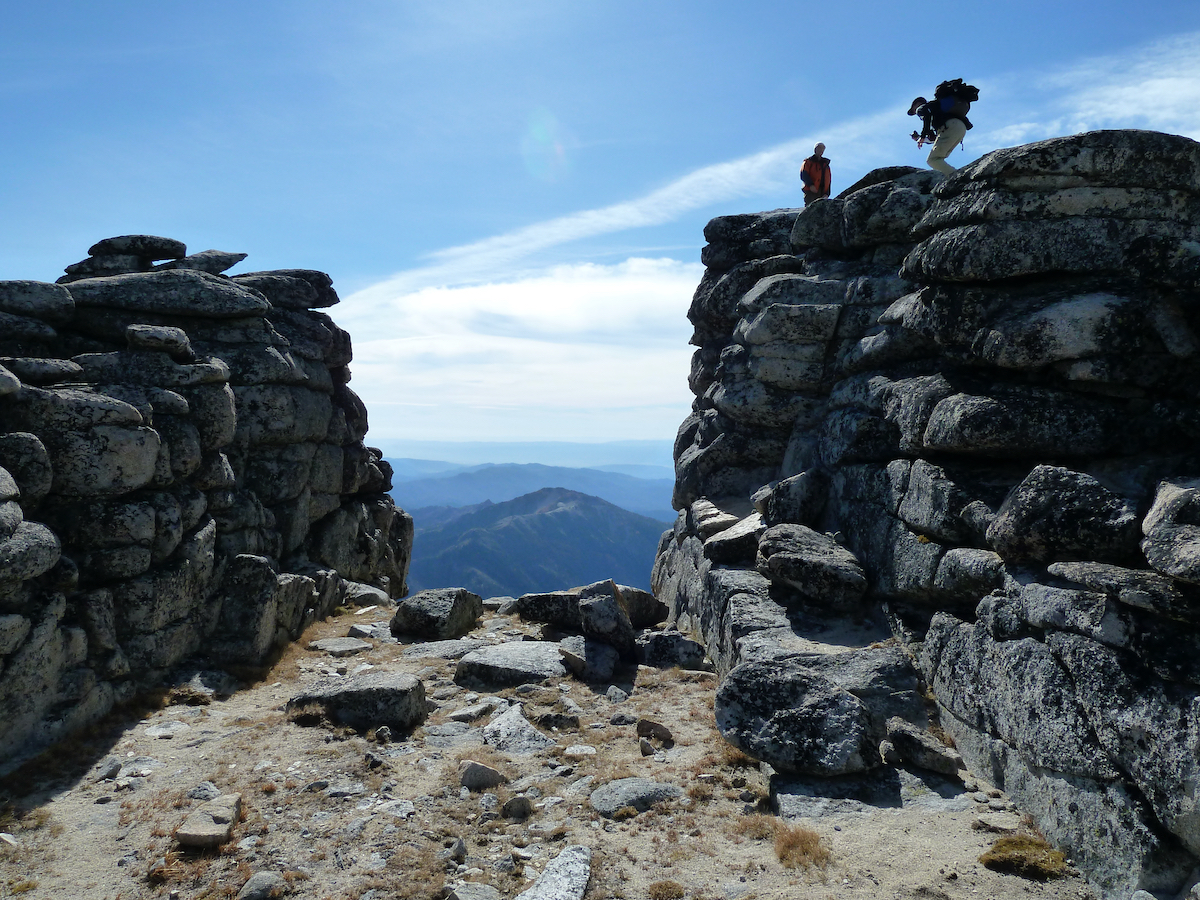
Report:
908,78,978,145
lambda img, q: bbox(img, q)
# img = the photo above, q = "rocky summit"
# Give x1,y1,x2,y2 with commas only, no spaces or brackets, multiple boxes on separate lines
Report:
0,237,410,766
654,130,1200,898
5,130,1200,900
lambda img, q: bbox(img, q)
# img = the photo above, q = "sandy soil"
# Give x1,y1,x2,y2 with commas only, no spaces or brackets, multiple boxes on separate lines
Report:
0,604,1098,900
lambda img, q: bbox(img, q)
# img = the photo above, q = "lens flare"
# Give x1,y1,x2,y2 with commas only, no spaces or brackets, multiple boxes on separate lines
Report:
520,108,570,182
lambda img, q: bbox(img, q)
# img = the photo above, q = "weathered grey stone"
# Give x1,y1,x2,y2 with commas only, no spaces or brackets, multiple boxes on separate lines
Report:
459,759,507,791
0,357,83,385
558,635,620,682
66,270,268,318
0,614,31,655
231,274,318,310
885,717,963,776
455,641,568,689
577,580,637,658
451,884,502,900
1142,478,1200,585
589,777,682,817
156,250,248,275
235,870,286,900
88,235,186,260
238,268,340,308
513,845,592,900
174,793,241,848
614,583,667,629
987,466,1140,564
73,351,228,388
0,522,60,583
390,587,482,640
286,671,426,732
1047,560,1200,623
703,512,765,565
514,590,583,629
635,630,709,670
307,637,371,657
125,324,194,360
0,281,74,324
0,433,52,508
482,703,556,754
715,657,876,775
756,524,867,609
402,638,485,660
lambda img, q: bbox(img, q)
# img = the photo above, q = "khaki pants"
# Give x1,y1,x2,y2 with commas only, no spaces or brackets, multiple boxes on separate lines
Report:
927,118,967,174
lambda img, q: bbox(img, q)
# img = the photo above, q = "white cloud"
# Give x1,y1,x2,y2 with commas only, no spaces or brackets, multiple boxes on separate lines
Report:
341,258,702,441
342,29,1200,444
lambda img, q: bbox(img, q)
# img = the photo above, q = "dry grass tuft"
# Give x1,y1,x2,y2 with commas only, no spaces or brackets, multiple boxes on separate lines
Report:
353,842,445,900
773,822,832,871
736,814,778,842
979,834,1068,879
647,879,686,900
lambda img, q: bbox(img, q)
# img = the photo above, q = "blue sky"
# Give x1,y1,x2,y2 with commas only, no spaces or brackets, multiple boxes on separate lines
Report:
3,2,1200,447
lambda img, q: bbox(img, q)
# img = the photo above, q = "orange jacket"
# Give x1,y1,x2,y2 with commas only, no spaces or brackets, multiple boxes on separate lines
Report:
801,155,831,198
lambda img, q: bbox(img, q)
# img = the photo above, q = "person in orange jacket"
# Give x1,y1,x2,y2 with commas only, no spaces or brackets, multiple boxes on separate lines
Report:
800,143,831,206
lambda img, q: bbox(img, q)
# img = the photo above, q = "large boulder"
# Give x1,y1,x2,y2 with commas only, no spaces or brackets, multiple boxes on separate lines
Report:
286,672,427,732
389,587,482,640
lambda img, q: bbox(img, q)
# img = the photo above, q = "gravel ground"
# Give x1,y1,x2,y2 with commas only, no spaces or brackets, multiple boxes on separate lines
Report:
0,604,1098,900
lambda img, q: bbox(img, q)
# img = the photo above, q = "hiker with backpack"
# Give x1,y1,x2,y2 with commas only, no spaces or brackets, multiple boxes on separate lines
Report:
908,79,979,174
800,143,832,206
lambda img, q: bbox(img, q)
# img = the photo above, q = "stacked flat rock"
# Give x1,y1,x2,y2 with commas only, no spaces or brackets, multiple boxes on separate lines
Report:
57,234,186,284
0,237,413,769
653,130,1200,899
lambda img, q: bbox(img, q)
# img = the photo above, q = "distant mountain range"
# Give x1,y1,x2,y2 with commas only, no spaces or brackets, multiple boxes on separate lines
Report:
387,460,676,523
405,487,670,596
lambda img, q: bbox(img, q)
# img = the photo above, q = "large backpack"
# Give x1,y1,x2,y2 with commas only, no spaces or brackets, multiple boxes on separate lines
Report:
908,78,978,145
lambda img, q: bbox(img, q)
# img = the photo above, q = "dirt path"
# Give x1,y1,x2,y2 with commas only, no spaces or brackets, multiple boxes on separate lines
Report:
0,604,1097,900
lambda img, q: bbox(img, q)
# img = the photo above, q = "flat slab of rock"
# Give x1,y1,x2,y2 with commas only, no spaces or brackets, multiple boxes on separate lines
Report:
514,845,593,900
455,641,567,689
402,638,484,660
307,637,371,657
589,777,682,817
175,793,241,847
286,672,426,732
390,587,483,640
482,704,557,755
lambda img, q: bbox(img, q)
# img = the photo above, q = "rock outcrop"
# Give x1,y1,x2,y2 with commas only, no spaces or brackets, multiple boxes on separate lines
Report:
653,131,1200,898
0,236,411,765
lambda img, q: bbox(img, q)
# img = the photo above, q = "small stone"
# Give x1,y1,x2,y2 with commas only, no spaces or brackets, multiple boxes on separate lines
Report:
605,686,628,703
175,793,242,848
236,870,286,900
635,718,673,744
562,745,597,759
145,721,190,740
639,738,655,756
974,812,1023,833
307,637,372,657
459,760,507,791
503,795,535,820
610,712,637,726
188,781,221,801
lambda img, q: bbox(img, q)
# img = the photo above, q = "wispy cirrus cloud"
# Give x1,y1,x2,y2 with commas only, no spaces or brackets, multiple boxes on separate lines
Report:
340,30,1200,443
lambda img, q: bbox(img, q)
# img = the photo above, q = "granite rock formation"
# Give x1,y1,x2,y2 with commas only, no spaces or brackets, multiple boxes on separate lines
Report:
653,130,1200,898
0,236,411,765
